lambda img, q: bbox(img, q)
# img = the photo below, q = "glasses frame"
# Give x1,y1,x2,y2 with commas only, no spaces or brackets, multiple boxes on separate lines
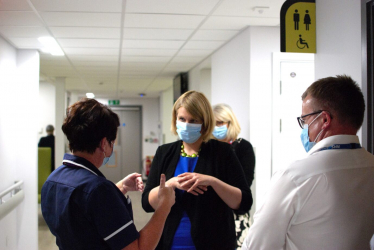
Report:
297,110,324,129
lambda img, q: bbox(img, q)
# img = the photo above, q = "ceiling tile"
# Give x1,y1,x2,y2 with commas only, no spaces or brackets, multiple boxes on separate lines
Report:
68,55,118,62
0,0,32,11
123,40,184,49
201,16,280,30
70,61,118,67
122,62,165,70
213,0,284,18
183,41,224,50
126,0,220,15
191,30,238,41
41,67,77,77
124,14,205,29
41,12,121,27
40,58,70,66
0,11,42,26
0,26,49,38
146,78,173,92
171,56,205,63
50,27,120,39
58,39,120,48
121,56,171,63
123,28,193,40
64,48,119,56
122,48,177,57
30,0,122,12
177,49,213,57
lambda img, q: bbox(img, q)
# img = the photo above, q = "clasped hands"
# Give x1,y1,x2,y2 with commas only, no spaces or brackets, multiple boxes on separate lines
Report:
167,172,212,196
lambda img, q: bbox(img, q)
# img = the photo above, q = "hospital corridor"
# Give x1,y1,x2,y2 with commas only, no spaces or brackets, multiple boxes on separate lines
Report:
1,0,374,249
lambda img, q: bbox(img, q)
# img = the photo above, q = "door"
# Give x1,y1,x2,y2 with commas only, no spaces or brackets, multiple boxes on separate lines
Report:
272,60,315,175
100,107,142,183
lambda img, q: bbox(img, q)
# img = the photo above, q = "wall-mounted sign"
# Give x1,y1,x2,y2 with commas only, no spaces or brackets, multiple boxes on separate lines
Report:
281,0,316,53
108,100,120,105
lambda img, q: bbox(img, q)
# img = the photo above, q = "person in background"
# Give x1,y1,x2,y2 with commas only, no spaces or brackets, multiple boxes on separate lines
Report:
212,103,255,249
38,124,55,172
142,91,253,250
41,98,175,250
242,75,374,249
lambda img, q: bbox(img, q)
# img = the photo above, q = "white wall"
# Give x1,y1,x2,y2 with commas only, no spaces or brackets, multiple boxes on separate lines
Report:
315,0,363,140
54,78,66,169
38,82,55,140
315,0,361,83
249,26,281,211
0,37,39,250
211,28,251,139
209,26,280,216
188,57,212,102
160,86,178,144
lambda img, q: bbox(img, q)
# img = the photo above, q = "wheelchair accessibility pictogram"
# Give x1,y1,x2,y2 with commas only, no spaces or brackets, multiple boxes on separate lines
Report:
296,35,309,49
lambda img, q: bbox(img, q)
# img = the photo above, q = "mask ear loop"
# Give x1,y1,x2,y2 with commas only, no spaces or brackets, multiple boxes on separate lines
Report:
313,129,324,142
309,112,324,143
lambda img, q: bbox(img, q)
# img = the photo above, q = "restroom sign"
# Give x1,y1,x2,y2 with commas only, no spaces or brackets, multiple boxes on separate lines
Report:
280,0,316,53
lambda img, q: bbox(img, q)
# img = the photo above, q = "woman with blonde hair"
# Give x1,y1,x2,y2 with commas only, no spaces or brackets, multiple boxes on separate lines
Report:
212,103,256,249
142,91,252,250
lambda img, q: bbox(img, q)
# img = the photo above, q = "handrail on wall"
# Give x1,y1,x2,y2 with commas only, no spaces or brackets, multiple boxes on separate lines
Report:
0,180,24,221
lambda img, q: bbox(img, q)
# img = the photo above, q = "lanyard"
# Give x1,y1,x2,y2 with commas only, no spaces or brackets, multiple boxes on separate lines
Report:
317,143,361,152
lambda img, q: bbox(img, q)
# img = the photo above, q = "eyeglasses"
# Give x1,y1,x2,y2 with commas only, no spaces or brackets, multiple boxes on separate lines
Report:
297,110,323,129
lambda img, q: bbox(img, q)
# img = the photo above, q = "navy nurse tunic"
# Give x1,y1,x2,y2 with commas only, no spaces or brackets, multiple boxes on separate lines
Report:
41,154,139,250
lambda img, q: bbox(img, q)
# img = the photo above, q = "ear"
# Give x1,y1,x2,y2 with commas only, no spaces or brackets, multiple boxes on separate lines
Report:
321,111,332,130
99,137,107,152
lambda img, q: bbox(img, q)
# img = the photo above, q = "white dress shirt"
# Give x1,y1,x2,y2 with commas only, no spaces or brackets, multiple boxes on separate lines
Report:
243,135,374,250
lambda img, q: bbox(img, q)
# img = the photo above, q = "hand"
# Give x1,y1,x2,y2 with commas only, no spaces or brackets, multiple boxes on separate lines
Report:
157,174,175,210
177,172,210,196
121,173,144,194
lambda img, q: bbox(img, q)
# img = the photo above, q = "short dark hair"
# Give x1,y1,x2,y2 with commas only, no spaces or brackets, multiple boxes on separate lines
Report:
301,75,365,130
62,98,120,154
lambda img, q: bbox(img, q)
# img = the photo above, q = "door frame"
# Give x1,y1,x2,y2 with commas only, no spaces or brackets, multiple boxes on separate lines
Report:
110,105,143,175
271,52,315,175
361,0,374,153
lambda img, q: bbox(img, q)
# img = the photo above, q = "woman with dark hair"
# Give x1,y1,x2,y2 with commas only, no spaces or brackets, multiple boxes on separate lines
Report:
41,98,175,250
142,91,252,250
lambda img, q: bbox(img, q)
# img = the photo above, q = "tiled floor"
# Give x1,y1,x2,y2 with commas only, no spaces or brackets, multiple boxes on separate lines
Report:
38,191,153,249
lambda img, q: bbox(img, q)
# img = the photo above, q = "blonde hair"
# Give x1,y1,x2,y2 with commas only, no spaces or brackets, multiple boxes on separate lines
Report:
212,104,241,141
171,91,215,142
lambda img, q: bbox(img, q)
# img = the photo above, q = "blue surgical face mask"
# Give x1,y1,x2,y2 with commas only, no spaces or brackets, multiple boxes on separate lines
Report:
176,121,202,144
212,125,228,140
300,113,323,152
102,142,114,166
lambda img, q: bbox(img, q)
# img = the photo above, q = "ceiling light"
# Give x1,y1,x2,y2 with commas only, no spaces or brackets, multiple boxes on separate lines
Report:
86,93,95,98
38,37,64,56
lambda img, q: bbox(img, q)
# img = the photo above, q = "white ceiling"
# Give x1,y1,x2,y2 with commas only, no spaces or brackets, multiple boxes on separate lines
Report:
0,0,285,98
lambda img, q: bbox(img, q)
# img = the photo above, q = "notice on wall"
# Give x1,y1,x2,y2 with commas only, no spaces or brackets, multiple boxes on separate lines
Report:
280,0,316,53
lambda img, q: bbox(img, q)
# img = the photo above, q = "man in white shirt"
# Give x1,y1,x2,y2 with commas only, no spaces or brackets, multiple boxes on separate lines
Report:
243,75,374,250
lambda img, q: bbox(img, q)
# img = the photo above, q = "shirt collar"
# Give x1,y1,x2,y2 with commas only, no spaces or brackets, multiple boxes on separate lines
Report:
308,135,360,155
62,153,105,178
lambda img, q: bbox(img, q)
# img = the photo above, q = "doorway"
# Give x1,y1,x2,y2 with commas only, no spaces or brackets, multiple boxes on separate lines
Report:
100,106,142,183
272,53,315,175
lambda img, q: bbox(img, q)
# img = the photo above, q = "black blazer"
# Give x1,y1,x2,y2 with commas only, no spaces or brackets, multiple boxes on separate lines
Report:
142,139,253,250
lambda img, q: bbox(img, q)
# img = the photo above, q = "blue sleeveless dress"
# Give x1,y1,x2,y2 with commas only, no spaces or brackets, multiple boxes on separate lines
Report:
171,156,198,250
